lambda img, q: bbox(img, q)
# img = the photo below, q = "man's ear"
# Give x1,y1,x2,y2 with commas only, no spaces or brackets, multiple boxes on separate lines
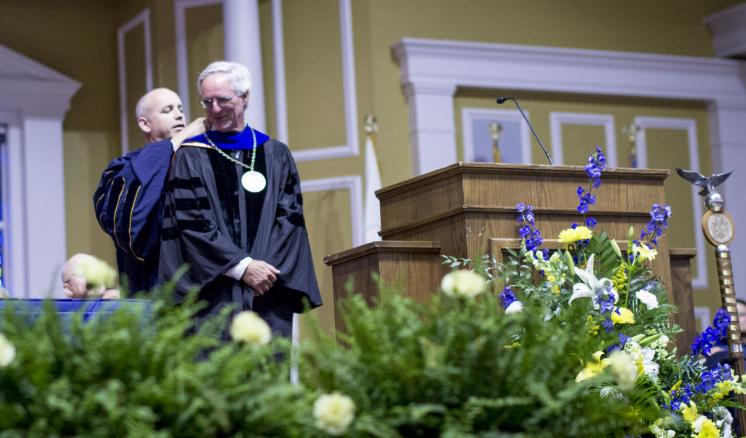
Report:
137,116,151,134
243,92,250,110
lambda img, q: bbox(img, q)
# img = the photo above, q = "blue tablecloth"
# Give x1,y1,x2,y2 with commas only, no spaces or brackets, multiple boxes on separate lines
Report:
0,298,152,324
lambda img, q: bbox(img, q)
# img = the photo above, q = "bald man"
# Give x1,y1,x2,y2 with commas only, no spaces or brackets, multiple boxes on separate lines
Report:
94,88,207,293
62,253,119,299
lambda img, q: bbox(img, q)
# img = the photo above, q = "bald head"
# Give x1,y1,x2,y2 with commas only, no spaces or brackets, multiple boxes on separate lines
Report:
62,253,118,298
136,88,186,143
62,253,99,298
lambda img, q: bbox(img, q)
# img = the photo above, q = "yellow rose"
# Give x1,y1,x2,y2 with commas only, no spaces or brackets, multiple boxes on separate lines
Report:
0,333,15,367
558,226,593,244
611,307,635,325
230,311,271,345
440,270,486,298
313,392,356,436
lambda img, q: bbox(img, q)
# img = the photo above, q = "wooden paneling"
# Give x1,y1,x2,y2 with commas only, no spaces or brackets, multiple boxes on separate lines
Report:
324,241,441,330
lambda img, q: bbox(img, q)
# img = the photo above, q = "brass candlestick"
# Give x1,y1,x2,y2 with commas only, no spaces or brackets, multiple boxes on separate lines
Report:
677,168,744,430
489,122,503,163
621,123,640,168
364,114,378,135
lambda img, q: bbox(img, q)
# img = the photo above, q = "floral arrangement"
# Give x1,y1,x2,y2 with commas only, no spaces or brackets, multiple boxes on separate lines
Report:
495,147,746,437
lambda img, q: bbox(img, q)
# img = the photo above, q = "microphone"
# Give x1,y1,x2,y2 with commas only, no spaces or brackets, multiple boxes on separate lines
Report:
496,97,553,165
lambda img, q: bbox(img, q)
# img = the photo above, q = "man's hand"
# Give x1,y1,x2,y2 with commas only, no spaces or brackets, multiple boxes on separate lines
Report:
171,117,210,150
241,260,280,296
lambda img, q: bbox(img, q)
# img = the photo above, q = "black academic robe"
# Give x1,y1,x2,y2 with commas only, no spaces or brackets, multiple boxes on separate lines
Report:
158,135,322,321
93,139,173,293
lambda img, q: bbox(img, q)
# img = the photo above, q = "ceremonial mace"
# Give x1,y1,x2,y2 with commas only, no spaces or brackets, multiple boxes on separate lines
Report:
677,168,745,427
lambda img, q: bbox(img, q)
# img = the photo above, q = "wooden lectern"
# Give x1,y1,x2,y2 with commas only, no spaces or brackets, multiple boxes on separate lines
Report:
324,163,697,351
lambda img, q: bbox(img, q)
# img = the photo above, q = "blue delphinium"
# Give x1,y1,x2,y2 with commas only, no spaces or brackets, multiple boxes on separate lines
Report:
668,384,694,411
667,363,734,411
576,146,607,228
639,203,672,246
596,288,617,333
516,203,543,252
500,286,517,310
691,308,730,358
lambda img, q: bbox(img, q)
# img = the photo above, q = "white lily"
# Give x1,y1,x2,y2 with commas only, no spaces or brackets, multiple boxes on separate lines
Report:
569,254,617,306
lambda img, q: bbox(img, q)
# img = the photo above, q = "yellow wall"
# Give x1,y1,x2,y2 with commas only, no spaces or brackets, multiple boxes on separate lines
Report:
2,0,740,330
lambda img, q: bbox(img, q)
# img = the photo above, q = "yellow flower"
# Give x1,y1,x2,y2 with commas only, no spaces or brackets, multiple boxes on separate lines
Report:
632,243,657,262
0,333,16,367
230,311,271,345
694,417,719,438
440,270,486,298
680,401,698,424
558,226,593,244
313,392,356,436
575,351,607,382
670,379,682,392
586,315,599,337
611,307,635,325
712,379,746,401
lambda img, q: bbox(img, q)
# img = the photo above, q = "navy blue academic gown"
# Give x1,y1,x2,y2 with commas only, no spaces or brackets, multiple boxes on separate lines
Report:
93,139,173,293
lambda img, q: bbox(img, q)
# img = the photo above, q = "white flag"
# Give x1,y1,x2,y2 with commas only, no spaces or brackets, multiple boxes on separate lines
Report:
363,135,382,242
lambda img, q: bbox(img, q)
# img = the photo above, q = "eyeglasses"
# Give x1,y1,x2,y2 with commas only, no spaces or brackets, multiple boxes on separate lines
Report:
199,93,244,109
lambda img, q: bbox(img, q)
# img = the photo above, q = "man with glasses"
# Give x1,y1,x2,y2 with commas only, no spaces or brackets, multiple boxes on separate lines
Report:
159,61,321,337
94,88,207,294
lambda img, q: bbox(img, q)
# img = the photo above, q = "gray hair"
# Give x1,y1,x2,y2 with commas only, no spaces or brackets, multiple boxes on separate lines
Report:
197,61,252,95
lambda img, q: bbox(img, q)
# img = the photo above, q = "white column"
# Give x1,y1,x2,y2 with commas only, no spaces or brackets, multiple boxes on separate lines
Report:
403,82,458,175
708,99,746,298
22,117,67,297
223,0,266,132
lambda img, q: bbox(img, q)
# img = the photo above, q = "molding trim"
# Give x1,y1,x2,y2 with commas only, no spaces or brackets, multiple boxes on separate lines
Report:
549,112,618,167
634,116,707,289
461,107,531,164
0,45,81,117
117,9,153,154
301,175,364,247
393,38,746,105
705,3,746,58
174,0,222,123
274,0,360,162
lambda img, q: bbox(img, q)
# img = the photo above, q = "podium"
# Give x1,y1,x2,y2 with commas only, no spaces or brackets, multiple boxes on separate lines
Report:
325,163,697,351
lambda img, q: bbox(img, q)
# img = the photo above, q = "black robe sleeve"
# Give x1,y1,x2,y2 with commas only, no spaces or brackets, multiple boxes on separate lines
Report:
159,147,247,298
253,142,322,312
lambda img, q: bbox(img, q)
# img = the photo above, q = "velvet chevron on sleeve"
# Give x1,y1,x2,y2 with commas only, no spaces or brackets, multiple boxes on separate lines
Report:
93,139,173,293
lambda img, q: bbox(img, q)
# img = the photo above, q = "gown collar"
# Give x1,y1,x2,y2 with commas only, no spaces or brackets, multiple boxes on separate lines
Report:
186,125,269,150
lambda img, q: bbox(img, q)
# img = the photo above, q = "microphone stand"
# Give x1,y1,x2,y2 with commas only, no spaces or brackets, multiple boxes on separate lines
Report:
497,97,553,165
